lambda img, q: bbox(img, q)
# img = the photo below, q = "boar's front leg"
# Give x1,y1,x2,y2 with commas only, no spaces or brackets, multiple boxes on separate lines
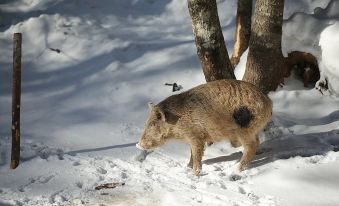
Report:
188,140,212,169
190,141,205,176
187,149,193,169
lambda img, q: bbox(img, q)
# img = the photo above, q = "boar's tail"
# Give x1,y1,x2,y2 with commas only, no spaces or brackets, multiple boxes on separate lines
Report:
233,106,253,128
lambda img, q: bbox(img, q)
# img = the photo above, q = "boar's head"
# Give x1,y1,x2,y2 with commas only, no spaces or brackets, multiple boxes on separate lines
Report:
138,102,173,150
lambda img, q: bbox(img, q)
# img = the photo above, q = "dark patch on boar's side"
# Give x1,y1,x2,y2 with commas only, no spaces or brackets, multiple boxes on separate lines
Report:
233,106,253,128
164,110,180,125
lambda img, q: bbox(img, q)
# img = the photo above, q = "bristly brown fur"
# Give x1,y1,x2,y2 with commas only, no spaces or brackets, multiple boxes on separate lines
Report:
138,79,272,175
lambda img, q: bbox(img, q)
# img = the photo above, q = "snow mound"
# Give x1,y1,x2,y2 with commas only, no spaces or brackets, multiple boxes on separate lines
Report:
319,22,339,95
283,0,339,95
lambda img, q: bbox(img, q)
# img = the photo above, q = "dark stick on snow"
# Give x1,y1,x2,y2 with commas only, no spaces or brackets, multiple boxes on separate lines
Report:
95,182,125,190
165,82,182,92
49,48,61,53
11,33,22,169
49,48,61,54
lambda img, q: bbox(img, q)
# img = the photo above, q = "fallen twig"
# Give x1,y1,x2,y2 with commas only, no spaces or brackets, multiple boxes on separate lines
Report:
49,48,61,53
165,82,183,92
95,182,125,190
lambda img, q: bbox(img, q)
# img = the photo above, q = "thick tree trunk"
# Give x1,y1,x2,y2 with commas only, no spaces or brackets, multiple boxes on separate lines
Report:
11,33,22,169
243,0,285,93
188,0,235,82
230,0,252,67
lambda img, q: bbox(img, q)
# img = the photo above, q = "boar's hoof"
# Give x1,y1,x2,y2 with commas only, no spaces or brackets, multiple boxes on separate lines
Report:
194,168,201,176
231,162,244,174
237,162,248,172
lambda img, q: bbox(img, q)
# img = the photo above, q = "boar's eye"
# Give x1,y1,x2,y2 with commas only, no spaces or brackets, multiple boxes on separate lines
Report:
156,112,162,120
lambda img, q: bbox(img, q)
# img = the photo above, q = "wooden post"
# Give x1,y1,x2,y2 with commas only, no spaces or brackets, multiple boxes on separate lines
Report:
11,33,22,169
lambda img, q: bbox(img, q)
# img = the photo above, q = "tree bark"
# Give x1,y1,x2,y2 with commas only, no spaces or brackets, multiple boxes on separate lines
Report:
188,0,235,82
230,0,252,67
11,33,22,169
243,0,285,93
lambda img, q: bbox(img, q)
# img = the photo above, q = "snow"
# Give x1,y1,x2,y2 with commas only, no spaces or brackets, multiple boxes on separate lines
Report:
282,0,339,95
1,0,339,205
319,22,339,95
252,155,339,206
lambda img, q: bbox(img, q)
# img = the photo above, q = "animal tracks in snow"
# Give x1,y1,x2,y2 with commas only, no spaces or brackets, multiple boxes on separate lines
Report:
2,131,335,206
17,173,56,193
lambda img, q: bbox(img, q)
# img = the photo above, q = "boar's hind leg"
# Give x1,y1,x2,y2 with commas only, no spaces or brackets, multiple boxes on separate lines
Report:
230,139,241,148
238,135,259,171
190,142,205,176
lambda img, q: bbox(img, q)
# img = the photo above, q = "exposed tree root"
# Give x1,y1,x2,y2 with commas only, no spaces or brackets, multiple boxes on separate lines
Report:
284,51,320,87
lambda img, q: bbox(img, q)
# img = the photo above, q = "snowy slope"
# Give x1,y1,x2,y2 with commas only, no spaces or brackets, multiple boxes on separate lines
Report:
1,0,339,205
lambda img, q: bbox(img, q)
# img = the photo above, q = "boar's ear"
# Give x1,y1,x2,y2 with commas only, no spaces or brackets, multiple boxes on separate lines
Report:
148,102,155,110
152,105,179,124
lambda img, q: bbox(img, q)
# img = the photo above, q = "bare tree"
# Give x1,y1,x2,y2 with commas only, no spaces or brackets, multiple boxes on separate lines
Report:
188,0,235,82
230,0,252,67
243,0,285,93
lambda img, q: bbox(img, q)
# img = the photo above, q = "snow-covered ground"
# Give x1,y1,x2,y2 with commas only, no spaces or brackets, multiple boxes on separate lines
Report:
1,0,339,205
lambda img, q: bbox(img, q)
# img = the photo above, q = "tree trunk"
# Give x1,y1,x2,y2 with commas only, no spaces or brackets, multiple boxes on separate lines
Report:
230,0,252,67
188,0,235,82
243,0,285,93
11,33,22,169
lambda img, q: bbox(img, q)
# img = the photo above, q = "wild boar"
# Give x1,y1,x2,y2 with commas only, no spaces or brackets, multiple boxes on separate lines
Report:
137,79,272,175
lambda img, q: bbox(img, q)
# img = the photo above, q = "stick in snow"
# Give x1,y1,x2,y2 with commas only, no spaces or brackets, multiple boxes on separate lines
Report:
49,48,61,53
165,83,183,92
95,182,125,190
11,33,22,169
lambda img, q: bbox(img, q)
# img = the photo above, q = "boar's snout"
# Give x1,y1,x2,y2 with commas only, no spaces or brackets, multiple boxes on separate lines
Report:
138,123,167,150
138,135,151,150
138,102,170,150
